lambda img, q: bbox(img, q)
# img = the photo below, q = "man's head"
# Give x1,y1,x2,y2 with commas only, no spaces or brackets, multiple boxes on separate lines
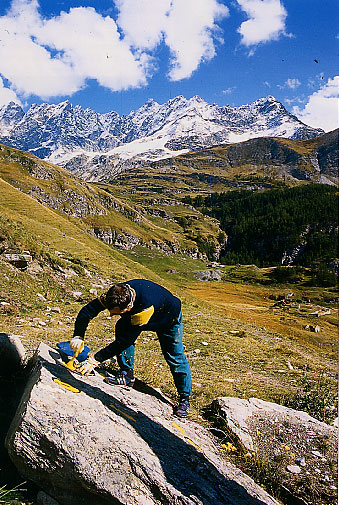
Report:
101,283,133,314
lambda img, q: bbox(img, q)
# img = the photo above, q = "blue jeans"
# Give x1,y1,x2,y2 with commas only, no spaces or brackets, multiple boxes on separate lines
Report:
117,311,192,398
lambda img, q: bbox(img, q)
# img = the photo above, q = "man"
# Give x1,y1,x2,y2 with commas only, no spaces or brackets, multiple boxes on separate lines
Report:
70,279,192,418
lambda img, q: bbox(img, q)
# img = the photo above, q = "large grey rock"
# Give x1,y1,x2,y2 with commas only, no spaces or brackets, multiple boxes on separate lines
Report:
6,343,279,505
193,270,222,281
0,333,26,377
212,397,337,451
212,397,338,505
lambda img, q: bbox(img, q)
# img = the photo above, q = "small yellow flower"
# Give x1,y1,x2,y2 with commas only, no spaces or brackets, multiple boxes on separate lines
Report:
257,430,262,436
244,452,251,458
221,442,237,452
290,452,295,458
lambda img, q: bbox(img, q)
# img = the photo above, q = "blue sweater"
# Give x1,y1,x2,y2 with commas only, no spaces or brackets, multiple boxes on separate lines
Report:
73,279,181,361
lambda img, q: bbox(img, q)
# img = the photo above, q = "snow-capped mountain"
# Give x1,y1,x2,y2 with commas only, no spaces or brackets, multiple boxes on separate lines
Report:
0,95,324,180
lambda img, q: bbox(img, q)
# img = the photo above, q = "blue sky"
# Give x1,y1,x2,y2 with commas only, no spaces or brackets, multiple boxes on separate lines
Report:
0,0,338,131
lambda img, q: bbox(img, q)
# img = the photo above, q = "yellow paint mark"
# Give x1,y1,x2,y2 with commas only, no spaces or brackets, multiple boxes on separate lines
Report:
53,378,80,393
171,422,203,453
185,438,203,453
171,422,185,436
109,404,136,422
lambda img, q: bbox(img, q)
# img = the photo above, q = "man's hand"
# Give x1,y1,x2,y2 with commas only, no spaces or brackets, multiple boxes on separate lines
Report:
70,336,85,355
79,355,99,376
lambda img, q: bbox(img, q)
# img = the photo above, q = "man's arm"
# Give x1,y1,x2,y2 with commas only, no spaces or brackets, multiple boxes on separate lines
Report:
94,317,141,362
73,298,105,338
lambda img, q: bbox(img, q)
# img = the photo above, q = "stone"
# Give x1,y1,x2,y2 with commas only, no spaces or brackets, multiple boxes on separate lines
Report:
295,457,306,467
212,397,337,452
4,252,32,270
6,343,279,505
0,333,26,377
193,270,222,281
286,465,301,474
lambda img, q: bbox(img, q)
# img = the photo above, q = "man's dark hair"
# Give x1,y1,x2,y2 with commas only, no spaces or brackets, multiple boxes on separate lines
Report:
103,283,131,310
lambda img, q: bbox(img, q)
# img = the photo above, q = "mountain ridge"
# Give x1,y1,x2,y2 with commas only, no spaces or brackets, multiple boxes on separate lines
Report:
0,95,324,178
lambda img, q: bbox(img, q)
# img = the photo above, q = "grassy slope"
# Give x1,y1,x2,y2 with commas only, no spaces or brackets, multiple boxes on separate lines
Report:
1,145,337,505
0,144,221,253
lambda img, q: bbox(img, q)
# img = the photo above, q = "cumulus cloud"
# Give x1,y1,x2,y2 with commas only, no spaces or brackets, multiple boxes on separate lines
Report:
0,0,152,101
236,0,288,46
0,0,229,102
164,0,229,80
116,0,229,81
292,76,339,132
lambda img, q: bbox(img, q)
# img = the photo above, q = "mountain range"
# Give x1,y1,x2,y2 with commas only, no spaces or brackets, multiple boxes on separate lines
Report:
0,95,324,181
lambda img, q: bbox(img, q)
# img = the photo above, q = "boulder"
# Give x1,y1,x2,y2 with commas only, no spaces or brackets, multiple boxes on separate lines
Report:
193,270,222,281
3,252,32,270
212,397,338,505
6,343,279,505
0,333,26,377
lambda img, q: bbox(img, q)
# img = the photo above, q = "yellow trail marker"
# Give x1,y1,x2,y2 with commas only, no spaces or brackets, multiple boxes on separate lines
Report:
171,422,203,453
171,422,185,436
53,378,80,393
109,404,136,422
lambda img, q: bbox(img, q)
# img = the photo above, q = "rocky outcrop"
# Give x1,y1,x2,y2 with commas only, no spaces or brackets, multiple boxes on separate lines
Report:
6,343,280,505
193,270,223,281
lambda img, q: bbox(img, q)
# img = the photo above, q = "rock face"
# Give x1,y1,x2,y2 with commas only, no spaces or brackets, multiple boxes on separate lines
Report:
6,343,279,505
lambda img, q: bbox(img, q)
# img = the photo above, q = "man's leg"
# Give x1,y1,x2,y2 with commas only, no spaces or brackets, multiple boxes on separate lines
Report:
117,345,135,376
157,311,192,415
104,345,135,386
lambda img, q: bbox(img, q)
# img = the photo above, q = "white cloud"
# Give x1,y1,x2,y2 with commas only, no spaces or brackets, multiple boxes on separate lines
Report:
164,0,229,81
278,78,301,90
0,0,151,100
116,0,229,81
237,0,288,46
116,0,169,49
0,0,229,100
292,76,339,132
0,77,21,106
222,86,236,94
285,78,301,89
38,7,150,92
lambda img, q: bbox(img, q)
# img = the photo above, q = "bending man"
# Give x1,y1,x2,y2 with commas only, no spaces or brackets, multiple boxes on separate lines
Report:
71,279,192,418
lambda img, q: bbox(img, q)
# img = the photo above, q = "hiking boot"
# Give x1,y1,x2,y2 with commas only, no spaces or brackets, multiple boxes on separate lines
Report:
174,398,190,418
104,370,135,387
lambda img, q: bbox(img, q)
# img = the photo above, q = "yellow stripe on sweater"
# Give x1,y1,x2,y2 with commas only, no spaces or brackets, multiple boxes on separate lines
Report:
130,305,154,325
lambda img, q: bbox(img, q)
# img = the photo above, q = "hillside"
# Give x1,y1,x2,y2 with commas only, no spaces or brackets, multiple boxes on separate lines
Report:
188,184,338,268
0,141,337,505
0,143,224,262
0,142,337,400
